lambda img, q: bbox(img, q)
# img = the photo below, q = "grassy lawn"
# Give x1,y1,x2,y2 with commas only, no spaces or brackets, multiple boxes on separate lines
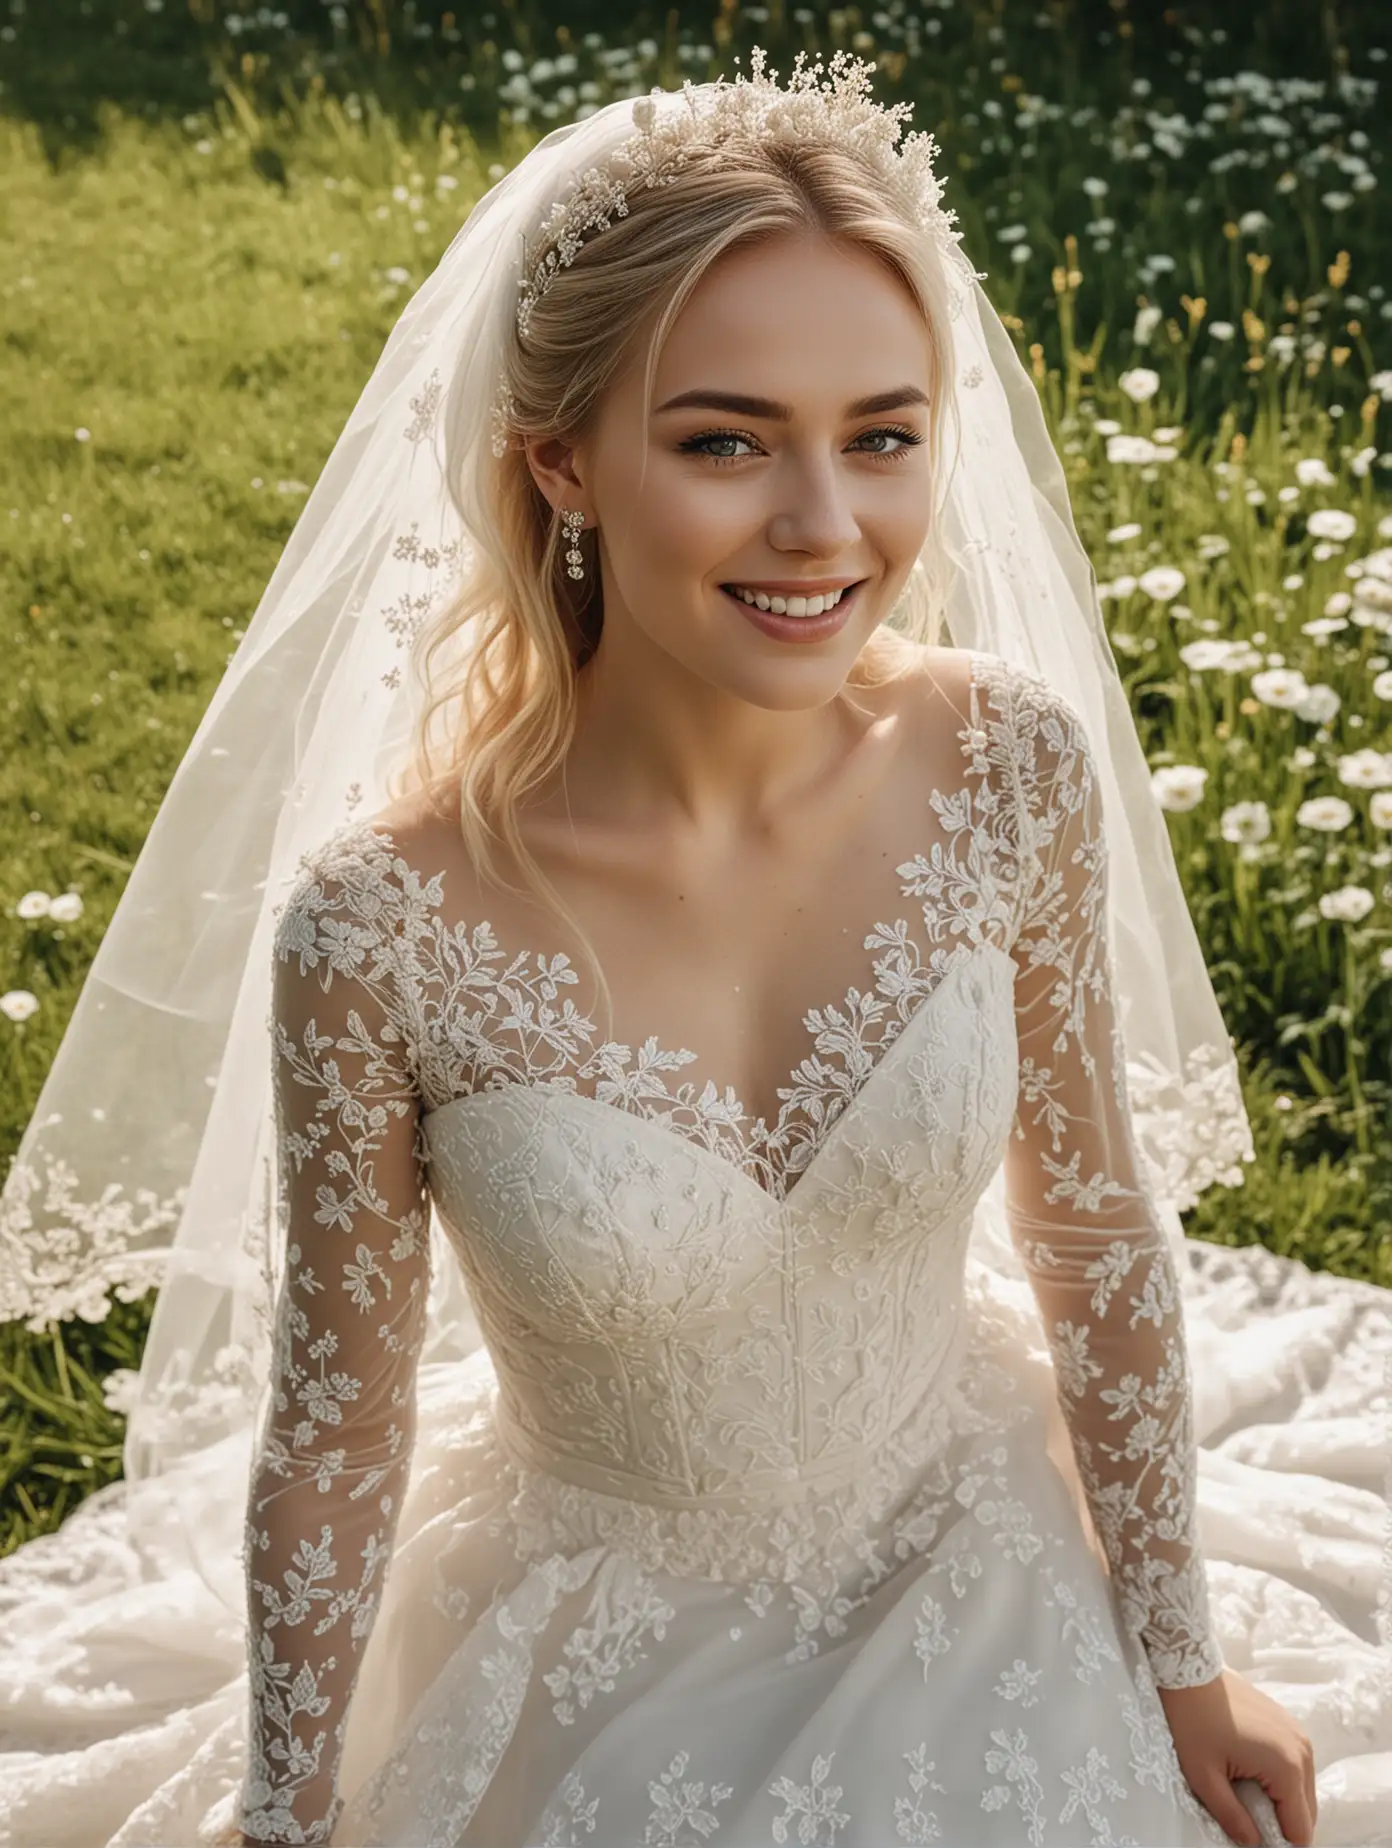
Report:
2,0,1390,1557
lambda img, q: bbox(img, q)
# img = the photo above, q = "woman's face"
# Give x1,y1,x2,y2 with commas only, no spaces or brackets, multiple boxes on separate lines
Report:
566,230,939,709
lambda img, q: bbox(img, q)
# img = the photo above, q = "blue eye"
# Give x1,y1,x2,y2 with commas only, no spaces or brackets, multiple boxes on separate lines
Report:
677,425,925,467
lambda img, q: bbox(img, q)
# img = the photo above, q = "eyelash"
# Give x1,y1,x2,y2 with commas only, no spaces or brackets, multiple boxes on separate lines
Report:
677,424,925,468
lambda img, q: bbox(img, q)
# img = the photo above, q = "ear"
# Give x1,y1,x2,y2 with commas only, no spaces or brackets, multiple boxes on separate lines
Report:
523,433,594,525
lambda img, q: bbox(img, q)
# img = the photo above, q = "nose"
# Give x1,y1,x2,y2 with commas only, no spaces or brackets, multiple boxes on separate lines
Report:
766,453,862,561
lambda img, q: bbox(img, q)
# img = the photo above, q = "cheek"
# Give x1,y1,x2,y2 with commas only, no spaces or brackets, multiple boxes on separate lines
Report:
877,481,936,564
627,466,745,579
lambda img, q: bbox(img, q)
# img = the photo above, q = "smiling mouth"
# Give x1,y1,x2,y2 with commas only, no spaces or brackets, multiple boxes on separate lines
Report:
720,581,865,616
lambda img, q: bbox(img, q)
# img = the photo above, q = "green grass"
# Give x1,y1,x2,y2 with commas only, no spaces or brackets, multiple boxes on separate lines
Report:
3,0,1392,1557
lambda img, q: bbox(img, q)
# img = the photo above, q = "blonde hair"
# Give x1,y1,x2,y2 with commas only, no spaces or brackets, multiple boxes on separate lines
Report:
390,136,959,1043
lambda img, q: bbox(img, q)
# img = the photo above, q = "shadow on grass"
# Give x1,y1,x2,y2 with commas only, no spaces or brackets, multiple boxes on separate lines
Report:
3,0,1382,165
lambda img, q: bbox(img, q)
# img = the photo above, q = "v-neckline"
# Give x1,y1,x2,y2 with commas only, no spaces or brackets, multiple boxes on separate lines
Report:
422,939,1015,1213
377,645,1023,1209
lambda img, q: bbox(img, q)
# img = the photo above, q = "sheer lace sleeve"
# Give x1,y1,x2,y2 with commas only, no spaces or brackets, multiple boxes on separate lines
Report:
1003,681,1225,1693
236,849,431,1844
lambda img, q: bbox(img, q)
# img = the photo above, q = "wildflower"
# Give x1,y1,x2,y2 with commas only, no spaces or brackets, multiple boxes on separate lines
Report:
75,427,91,443
1151,765,1207,812
1371,792,1392,828
1119,368,1160,404
1318,885,1374,922
15,891,51,920
1133,306,1163,345
1,990,39,1022
1207,321,1236,342
1295,458,1336,488
1370,372,1392,403
1373,670,1392,701
101,1368,141,1416
1107,435,1160,466
1297,684,1341,724
1295,796,1354,831
1138,565,1185,602
1180,640,1262,673
1251,668,1311,709
1307,509,1357,542
1336,749,1392,789
47,892,84,923
1220,801,1272,845
1106,522,1142,543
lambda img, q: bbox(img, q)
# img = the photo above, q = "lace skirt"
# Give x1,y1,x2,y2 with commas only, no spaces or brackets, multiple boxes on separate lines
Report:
0,1243,1387,1848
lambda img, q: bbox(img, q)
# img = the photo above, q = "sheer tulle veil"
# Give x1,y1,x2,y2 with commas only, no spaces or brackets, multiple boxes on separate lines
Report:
1,53,1283,1625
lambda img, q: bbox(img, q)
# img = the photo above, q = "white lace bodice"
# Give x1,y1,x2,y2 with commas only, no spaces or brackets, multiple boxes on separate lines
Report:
237,648,1224,1845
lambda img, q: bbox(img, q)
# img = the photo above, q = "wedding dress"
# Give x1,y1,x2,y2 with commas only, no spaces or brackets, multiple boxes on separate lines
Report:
3,648,1387,1848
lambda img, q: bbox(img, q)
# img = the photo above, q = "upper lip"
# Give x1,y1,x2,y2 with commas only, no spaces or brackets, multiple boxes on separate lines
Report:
721,577,864,593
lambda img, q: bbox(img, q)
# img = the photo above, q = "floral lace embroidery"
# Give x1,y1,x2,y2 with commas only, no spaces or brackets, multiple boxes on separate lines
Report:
235,648,1228,1845
290,652,1032,1207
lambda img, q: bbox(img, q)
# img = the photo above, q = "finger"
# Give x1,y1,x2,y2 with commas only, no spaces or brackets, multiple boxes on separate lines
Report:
1273,1785,1316,1848
1262,1753,1318,1847
1194,1780,1262,1848
1301,1751,1316,1840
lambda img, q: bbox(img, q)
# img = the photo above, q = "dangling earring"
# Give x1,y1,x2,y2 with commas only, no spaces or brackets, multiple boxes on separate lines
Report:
561,508,587,582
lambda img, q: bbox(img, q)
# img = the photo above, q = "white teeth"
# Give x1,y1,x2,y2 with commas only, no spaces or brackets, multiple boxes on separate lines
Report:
729,586,846,616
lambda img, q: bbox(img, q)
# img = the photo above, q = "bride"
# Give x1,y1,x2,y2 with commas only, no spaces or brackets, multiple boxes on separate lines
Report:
1,50,1388,1848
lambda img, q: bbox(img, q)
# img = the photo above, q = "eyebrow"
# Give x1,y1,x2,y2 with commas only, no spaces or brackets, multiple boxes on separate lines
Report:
652,385,930,420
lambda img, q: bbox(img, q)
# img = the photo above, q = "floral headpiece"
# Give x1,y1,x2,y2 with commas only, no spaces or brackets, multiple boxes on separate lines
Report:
490,47,977,458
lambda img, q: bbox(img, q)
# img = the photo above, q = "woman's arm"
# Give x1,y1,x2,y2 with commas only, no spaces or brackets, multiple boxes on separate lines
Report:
1002,687,1224,1691
235,859,432,1844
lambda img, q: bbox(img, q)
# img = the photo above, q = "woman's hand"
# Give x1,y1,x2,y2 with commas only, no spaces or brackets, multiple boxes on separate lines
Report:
1159,1668,1318,1847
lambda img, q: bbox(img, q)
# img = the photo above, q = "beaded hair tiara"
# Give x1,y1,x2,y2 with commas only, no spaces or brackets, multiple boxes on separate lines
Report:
490,48,977,458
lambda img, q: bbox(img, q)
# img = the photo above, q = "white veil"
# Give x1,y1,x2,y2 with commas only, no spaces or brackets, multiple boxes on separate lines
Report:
1,55,1260,1604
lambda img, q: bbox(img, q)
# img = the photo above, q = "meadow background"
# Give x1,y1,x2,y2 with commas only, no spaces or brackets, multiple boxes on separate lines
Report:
2,0,1390,1556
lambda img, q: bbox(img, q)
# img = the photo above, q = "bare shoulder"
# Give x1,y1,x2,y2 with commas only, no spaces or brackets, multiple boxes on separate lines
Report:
359,780,471,881
897,640,1078,734
362,777,516,919
885,638,985,741
367,778,456,847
